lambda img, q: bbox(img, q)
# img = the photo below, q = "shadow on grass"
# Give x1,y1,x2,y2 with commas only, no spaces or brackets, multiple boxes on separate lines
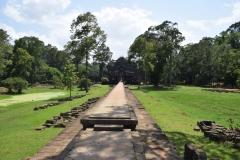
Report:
130,85,179,93
165,131,240,159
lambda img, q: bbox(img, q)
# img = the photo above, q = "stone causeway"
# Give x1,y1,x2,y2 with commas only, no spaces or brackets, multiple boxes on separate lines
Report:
27,82,182,160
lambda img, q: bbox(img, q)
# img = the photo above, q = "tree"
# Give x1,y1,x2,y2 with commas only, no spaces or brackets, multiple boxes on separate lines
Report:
128,36,155,89
93,43,112,80
69,12,107,93
62,60,78,98
11,48,34,80
0,29,12,79
145,21,185,86
42,44,69,72
13,37,44,83
2,77,28,93
78,78,92,90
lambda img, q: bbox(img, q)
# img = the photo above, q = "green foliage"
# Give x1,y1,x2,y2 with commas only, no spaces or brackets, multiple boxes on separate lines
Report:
62,60,78,97
88,63,100,80
40,66,63,84
78,78,92,90
101,77,109,85
0,29,12,79
128,36,156,88
42,44,69,72
68,12,107,93
142,21,185,86
11,48,34,80
13,37,44,83
93,43,113,79
2,77,28,93
52,75,63,89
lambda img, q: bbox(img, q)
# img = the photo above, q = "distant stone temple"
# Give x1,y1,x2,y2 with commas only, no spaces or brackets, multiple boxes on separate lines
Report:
104,57,143,84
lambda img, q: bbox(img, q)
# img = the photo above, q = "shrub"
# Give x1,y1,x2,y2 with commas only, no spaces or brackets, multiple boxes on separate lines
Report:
2,77,28,93
101,77,109,85
78,78,92,90
52,75,63,89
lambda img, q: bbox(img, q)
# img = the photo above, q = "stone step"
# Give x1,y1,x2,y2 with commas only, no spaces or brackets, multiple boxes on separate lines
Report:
94,124,123,131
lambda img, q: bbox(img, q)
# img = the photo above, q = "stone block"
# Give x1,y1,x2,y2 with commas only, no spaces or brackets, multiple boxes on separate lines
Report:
45,119,57,124
193,149,207,160
35,126,46,130
184,143,197,160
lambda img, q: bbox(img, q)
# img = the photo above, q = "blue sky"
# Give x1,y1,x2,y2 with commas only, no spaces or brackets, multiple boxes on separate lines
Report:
1,0,240,60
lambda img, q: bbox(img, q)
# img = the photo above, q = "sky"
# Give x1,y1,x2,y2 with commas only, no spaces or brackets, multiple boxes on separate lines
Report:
1,0,240,60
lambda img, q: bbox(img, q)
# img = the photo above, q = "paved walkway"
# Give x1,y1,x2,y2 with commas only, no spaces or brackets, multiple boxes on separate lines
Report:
29,82,182,160
90,82,129,119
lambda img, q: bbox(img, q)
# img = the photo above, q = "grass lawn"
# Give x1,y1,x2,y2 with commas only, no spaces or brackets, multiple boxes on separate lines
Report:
130,85,240,160
0,84,110,160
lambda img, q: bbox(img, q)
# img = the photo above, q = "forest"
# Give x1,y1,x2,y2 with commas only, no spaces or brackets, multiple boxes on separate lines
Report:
1,12,240,93
128,21,240,88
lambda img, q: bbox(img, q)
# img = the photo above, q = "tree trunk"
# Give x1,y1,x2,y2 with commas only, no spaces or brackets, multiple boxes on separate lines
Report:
100,63,104,79
85,53,88,93
144,71,147,85
169,53,172,87
138,71,140,90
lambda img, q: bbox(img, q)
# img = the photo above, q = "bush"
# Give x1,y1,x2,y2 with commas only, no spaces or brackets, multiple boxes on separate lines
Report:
78,78,92,90
101,77,109,85
52,75,63,89
2,77,28,93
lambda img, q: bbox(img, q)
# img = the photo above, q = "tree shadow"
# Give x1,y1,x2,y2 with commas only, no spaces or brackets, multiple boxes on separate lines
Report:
130,85,179,93
164,131,240,159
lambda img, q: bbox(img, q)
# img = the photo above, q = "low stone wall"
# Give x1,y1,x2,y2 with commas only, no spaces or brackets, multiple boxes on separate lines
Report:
33,94,86,111
35,97,99,130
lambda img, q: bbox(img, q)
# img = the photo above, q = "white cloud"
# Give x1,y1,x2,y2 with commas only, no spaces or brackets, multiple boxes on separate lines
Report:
216,2,240,26
2,0,80,49
180,30,197,45
94,7,157,59
186,20,211,31
0,22,49,44
3,0,71,23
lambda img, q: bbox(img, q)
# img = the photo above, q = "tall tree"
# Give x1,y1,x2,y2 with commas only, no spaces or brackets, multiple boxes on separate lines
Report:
0,29,12,79
144,21,185,86
93,43,112,79
69,12,107,92
63,60,78,98
42,44,69,72
128,36,155,89
11,48,34,80
13,37,44,83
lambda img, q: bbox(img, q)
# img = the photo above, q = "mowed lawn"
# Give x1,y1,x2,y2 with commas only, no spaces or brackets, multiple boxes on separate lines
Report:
130,85,240,159
0,85,110,160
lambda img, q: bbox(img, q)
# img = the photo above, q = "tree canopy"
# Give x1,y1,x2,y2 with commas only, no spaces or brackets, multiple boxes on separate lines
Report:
68,12,107,92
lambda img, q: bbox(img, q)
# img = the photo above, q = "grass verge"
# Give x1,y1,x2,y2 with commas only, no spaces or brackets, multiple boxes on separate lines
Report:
0,84,110,160
130,85,240,159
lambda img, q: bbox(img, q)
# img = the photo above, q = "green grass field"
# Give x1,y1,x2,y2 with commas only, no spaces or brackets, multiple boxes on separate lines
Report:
130,85,240,160
0,84,110,160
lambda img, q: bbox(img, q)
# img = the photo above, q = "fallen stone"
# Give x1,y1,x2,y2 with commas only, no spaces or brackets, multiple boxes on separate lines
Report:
193,149,207,160
184,143,197,160
43,123,53,127
35,126,46,130
194,126,200,131
46,119,57,124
